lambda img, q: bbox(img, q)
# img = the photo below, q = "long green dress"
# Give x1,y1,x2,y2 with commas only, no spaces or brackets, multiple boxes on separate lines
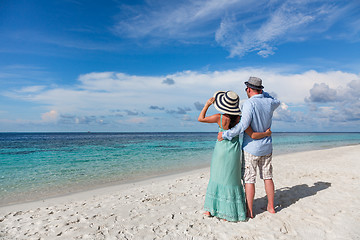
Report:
204,115,247,222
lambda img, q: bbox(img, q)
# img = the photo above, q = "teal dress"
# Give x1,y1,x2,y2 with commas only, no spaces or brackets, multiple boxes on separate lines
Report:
204,115,247,222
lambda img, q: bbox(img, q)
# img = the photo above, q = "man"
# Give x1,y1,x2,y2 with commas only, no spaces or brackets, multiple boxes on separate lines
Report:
218,77,280,218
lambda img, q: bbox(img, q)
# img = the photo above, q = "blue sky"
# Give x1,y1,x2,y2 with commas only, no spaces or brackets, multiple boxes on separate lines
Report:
1,0,360,132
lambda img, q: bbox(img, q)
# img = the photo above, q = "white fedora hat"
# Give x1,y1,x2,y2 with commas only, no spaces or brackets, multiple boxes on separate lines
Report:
213,91,241,115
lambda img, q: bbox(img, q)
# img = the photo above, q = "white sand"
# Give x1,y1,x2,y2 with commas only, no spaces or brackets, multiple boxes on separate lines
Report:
1,145,360,240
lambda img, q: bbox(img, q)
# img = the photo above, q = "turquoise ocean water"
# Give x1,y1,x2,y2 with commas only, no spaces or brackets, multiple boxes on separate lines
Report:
1,132,360,206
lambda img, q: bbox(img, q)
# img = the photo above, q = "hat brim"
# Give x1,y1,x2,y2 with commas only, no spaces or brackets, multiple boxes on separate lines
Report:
245,82,264,90
213,91,241,115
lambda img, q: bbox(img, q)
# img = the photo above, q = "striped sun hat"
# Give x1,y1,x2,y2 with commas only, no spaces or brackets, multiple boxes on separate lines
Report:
213,91,241,115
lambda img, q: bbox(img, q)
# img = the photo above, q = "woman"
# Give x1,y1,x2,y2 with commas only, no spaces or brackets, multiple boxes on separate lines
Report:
198,91,271,222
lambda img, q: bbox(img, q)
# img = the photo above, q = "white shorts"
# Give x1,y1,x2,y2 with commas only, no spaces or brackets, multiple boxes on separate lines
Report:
242,151,273,184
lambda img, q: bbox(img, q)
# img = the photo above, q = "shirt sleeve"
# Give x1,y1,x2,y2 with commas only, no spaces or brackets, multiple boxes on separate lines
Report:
272,98,281,110
263,91,281,110
222,101,252,140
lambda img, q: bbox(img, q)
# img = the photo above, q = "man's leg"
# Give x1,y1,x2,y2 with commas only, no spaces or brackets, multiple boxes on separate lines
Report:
259,153,275,214
264,179,275,213
245,183,255,218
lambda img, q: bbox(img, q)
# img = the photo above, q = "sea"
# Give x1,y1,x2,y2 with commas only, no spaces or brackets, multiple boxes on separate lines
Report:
1,132,360,206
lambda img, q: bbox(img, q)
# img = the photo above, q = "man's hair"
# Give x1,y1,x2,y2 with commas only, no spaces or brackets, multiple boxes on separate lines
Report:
250,87,263,94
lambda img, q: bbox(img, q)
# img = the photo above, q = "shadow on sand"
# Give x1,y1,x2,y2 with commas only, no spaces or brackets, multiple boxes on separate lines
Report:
253,181,332,215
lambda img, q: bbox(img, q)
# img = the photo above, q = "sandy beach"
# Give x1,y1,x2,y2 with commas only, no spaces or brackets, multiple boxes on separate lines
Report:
1,145,360,239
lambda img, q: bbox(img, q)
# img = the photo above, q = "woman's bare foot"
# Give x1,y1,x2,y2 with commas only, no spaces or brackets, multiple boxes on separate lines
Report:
203,211,212,217
247,209,254,219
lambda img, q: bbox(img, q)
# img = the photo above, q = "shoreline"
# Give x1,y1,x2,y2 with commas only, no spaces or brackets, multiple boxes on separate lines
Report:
1,143,359,208
1,144,360,239
0,165,210,212
0,162,211,208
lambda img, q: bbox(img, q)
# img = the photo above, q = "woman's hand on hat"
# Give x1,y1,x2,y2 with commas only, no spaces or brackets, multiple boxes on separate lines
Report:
206,97,215,106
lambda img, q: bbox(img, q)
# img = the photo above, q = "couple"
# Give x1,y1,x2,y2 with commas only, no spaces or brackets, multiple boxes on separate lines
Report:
198,77,280,222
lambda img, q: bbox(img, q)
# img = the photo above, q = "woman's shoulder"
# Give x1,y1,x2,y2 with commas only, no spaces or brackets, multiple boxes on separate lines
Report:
209,113,221,121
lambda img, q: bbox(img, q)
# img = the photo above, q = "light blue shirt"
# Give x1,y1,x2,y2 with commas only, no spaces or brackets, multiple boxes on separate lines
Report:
222,92,280,156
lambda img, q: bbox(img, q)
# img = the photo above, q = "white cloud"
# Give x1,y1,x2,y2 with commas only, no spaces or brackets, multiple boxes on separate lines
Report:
113,0,245,40
113,0,359,57
215,1,347,57
18,85,46,93
128,117,148,124
162,78,175,85
273,102,304,123
304,78,360,122
41,110,59,122
7,68,360,108
182,114,193,121
2,67,360,131
306,83,338,102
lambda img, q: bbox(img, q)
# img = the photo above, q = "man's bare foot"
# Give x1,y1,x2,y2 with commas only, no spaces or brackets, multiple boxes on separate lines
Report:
267,205,276,214
204,211,212,217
